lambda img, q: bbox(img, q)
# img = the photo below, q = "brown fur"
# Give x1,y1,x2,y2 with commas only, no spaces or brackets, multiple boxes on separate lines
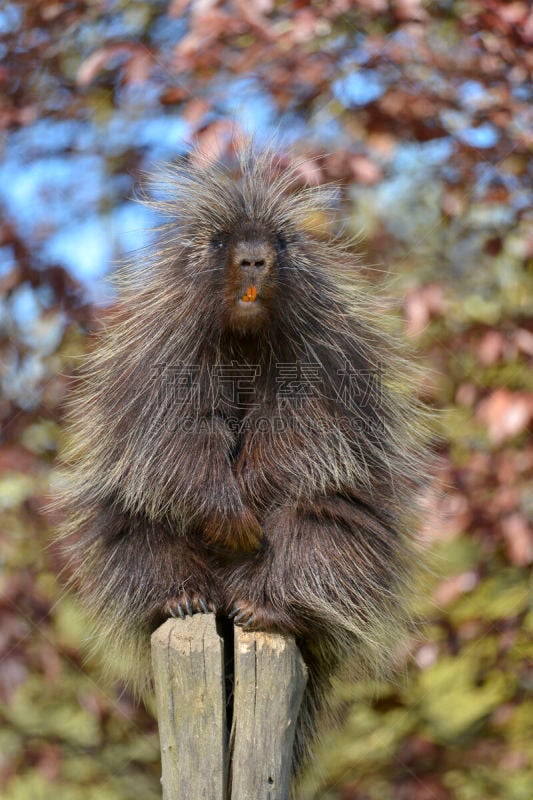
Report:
55,145,430,788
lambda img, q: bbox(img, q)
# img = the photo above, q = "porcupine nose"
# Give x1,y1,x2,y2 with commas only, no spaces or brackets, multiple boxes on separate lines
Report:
240,255,266,269
234,239,275,276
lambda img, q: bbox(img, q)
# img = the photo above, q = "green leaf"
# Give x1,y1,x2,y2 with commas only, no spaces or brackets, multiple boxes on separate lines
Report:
451,571,530,624
419,654,511,741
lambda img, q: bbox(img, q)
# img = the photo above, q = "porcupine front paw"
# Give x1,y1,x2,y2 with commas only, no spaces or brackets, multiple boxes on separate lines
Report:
163,592,216,620
228,600,284,631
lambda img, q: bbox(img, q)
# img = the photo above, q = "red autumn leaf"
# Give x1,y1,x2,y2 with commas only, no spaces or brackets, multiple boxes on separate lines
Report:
77,44,152,87
501,513,533,566
404,284,445,337
476,389,533,446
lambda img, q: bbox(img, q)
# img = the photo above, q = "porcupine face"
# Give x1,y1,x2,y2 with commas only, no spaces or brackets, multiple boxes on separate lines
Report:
151,149,317,340
208,220,282,336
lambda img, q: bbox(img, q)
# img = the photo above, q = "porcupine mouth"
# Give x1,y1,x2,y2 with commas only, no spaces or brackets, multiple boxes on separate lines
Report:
236,284,263,313
229,284,270,332
236,296,263,311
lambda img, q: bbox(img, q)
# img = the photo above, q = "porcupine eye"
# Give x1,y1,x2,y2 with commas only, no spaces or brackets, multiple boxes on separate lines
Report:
210,233,226,251
276,232,287,252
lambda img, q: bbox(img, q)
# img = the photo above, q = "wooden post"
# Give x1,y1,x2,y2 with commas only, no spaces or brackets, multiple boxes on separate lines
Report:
151,615,308,800
151,615,227,800
229,627,308,800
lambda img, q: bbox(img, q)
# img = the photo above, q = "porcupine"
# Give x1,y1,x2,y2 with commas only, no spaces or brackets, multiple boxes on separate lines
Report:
56,144,430,788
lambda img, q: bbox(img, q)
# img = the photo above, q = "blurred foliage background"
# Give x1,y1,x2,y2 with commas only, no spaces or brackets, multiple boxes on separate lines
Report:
0,1,532,799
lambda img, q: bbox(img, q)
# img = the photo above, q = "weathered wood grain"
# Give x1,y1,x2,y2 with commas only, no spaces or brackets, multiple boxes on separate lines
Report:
151,615,226,800
229,627,308,800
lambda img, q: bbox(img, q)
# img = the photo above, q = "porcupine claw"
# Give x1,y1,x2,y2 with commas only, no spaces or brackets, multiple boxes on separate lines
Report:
164,594,215,620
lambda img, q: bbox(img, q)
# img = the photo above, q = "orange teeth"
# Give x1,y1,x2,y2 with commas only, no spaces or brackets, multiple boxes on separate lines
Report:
242,285,258,303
